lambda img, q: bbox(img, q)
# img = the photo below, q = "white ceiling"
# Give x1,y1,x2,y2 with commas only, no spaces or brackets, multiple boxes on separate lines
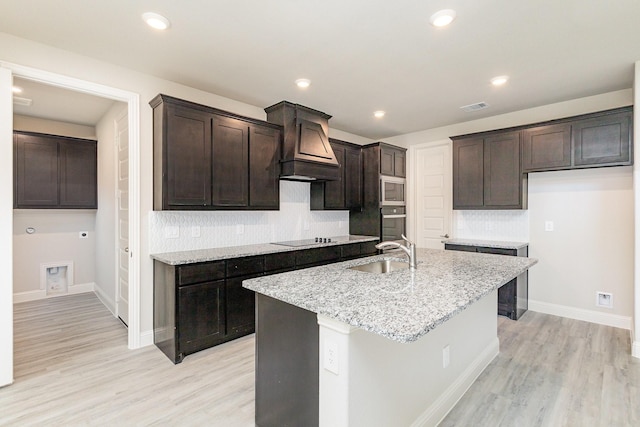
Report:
1,0,639,139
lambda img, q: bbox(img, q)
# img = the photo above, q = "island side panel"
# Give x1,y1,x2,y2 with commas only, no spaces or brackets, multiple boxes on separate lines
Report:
255,294,319,427
318,290,499,427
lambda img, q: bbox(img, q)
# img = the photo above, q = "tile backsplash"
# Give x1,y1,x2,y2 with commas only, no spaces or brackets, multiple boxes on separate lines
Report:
149,181,349,253
453,210,529,242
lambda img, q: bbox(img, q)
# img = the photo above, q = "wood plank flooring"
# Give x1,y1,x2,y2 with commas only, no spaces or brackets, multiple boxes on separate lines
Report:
2,293,639,426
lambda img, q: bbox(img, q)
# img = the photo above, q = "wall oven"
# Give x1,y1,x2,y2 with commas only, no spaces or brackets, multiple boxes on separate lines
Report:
380,176,406,206
381,206,406,242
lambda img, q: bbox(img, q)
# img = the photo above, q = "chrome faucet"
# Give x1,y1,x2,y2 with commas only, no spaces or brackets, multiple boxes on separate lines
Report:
375,234,417,270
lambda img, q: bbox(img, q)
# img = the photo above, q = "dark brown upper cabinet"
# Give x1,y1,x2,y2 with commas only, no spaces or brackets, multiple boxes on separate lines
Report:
453,131,526,210
573,110,632,167
522,107,632,172
151,94,282,211
14,131,97,209
522,123,571,172
310,139,362,211
380,144,406,177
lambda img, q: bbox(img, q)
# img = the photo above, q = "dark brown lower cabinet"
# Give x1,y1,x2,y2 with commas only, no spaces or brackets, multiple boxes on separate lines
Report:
154,241,378,364
444,243,528,320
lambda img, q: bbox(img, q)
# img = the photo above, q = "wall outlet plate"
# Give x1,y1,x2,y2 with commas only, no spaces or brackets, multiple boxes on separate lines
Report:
164,226,179,239
596,291,613,308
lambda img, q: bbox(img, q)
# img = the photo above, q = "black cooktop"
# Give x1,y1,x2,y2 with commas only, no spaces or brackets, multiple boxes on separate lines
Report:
272,237,342,247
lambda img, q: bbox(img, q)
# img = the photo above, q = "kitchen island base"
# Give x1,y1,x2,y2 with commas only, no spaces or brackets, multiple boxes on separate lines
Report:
255,291,500,427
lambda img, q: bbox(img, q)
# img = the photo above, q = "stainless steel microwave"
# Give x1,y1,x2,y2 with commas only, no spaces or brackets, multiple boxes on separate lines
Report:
380,176,406,206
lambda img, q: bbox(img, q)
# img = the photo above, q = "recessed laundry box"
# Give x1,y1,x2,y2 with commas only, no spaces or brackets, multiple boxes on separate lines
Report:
40,262,74,296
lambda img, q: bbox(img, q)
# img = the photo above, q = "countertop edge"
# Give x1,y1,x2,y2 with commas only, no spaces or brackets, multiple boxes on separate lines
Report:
442,238,529,250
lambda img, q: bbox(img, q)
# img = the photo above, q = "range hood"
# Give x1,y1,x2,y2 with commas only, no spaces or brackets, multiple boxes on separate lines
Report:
265,101,340,181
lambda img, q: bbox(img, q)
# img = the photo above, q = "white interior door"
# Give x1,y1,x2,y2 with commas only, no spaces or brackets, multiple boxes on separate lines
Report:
116,112,129,326
414,142,452,249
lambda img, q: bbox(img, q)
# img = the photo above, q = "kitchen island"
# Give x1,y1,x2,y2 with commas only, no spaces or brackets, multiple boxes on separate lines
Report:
243,248,537,427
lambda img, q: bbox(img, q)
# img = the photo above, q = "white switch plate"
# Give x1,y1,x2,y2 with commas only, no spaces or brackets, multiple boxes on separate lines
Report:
544,221,554,232
164,226,179,239
443,345,450,368
191,226,200,238
324,339,339,375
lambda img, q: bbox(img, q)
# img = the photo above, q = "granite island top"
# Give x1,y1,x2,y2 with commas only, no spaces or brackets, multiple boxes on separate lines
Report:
442,238,529,250
243,248,537,343
150,235,379,265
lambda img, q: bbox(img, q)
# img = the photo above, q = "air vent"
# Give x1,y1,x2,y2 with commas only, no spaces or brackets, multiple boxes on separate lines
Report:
13,96,33,107
460,102,488,112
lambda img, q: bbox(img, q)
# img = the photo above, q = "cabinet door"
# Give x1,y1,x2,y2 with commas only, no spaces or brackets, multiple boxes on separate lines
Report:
573,111,632,167
165,104,213,208
344,145,362,209
59,140,97,208
212,115,249,207
178,280,226,354
394,149,406,178
452,137,484,209
249,125,281,209
484,132,522,208
14,133,59,207
522,124,571,172
226,276,256,336
324,144,346,209
380,146,395,176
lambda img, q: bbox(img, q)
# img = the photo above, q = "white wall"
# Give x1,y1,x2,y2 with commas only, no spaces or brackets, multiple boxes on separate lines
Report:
0,32,368,343
528,167,634,325
14,115,96,139
0,66,14,386
94,102,127,313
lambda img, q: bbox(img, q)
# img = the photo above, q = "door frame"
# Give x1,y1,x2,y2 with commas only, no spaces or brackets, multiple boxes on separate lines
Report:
407,139,453,246
0,61,142,351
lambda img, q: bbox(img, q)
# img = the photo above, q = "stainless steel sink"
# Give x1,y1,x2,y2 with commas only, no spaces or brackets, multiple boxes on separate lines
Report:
348,259,409,274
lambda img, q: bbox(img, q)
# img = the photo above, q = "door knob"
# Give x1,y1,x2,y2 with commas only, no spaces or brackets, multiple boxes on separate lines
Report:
440,234,449,238
125,247,129,252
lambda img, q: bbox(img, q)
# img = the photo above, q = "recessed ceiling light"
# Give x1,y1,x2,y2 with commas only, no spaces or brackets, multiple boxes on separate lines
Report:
12,86,22,94
430,9,456,27
295,78,311,89
491,75,509,86
142,12,171,30
373,110,386,118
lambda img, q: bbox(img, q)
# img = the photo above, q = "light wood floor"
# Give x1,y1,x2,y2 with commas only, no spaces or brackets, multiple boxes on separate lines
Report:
2,293,639,426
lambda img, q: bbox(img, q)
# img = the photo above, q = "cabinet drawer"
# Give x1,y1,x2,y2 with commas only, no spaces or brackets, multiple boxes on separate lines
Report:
476,247,517,256
341,243,361,259
264,252,296,272
296,246,341,267
227,255,265,278
178,261,226,286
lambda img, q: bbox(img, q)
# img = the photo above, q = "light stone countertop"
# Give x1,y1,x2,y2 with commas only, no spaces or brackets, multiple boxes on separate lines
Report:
243,248,537,343
443,238,529,250
150,235,379,265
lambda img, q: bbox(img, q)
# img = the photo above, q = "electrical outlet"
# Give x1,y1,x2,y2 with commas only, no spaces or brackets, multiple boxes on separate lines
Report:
596,292,613,308
544,221,554,232
443,345,450,368
303,220,310,231
79,231,88,239
236,224,244,235
191,226,200,238
324,339,339,375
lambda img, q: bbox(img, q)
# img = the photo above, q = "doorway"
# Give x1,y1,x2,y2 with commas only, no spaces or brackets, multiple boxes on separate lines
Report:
0,62,141,387
409,140,452,249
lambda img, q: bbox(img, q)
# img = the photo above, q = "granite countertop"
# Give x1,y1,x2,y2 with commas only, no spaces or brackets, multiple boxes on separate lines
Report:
150,235,379,265
442,238,529,250
243,248,537,343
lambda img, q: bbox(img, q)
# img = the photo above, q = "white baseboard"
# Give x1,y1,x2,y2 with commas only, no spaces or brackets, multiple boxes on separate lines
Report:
528,299,632,330
93,284,115,316
140,330,154,347
411,337,500,427
13,282,95,303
